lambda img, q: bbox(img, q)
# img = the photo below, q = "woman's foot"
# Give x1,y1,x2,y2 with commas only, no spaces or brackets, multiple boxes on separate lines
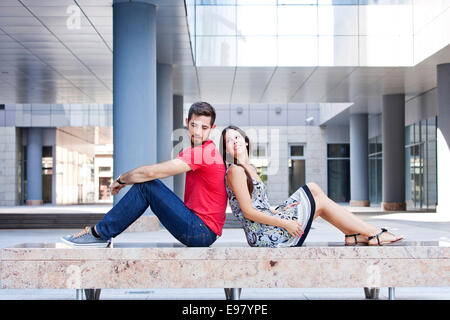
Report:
344,233,369,246
368,228,404,246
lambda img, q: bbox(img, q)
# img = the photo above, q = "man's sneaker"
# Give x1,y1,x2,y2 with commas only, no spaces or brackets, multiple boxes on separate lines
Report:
61,226,110,248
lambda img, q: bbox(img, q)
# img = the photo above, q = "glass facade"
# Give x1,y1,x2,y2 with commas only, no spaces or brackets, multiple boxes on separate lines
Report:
187,0,420,66
327,144,350,203
368,135,382,205
405,117,437,209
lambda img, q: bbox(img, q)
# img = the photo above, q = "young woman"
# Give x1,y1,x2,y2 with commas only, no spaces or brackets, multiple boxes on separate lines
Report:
220,125,404,248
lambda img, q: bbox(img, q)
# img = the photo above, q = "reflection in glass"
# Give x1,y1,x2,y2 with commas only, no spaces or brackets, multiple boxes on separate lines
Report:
278,36,317,66
196,5,236,36
328,159,350,202
318,0,358,4
318,36,358,66
368,136,382,204
196,36,236,66
237,36,277,66
281,0,318,4
426,133,437,209
327,143,350,203
237,6,277,36
289,159,306,195
237,0,277,5
278,5,317,36
318,5,358,36
404,117,437,209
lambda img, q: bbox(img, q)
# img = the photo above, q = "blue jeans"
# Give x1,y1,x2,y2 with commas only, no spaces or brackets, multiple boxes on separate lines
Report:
95,179,218,247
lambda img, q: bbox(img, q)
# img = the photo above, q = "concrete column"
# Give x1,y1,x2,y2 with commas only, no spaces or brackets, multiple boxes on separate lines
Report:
113,0,157,210
349,113,370,206
26,127,43,205
157,63,173,190
381,94,406,211
173,95,185,200
437,63,450,216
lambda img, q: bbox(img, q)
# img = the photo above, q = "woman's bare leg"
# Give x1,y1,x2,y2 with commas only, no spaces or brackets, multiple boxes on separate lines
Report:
306,182,402,244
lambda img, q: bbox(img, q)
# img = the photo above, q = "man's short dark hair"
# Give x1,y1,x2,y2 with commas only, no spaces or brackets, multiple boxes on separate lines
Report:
187,102,216,126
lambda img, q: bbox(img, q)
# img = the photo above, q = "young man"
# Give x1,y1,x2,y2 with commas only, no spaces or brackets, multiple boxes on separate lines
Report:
62,102,227,247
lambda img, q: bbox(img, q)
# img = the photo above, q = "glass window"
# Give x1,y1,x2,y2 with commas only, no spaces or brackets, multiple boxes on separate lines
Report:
376,135,382,153
237,0,277,4
368,135,382,204
369,137,377,155
327,144,350,158
281,1,318,4
328,159,350,202
278,5,317,36
278,36,318,66
318,0,357,4
196,36,236,66
290,145,304,157
426,117,436,142
405,125,412,145
359,35,413,66
414,122,421,144
289,159,306,195
237,36,277,66
288,144,306,195
251,143,268,158
327,143,350,203
318,5,358,36
318,36,358,66
359,4,412,36
426,137,437,208
197,0,236,4
237,6,277,36
359,0,411,5
196,5,236,36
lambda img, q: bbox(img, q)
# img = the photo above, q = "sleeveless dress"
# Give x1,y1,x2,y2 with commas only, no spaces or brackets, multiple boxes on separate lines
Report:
225,163,315,248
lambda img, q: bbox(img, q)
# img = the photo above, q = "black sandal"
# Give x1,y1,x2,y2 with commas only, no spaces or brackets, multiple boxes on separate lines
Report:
345,233,368,246
368,228,404,246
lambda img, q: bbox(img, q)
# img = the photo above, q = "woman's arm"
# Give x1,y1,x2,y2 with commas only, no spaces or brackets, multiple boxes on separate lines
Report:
227,166,303,238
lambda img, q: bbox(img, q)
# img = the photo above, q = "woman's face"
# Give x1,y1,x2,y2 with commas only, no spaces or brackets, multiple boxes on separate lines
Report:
225,129,248,160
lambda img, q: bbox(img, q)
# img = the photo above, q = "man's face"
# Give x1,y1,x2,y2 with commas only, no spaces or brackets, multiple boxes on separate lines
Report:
186,114,216,146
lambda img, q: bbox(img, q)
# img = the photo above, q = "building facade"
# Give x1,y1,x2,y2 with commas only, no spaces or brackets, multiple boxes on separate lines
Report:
0,0,448,218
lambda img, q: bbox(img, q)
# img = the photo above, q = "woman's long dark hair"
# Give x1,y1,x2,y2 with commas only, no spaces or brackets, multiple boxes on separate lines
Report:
219,125,254,195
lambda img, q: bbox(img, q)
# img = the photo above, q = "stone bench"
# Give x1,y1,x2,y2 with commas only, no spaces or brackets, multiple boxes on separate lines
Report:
1,241,449,300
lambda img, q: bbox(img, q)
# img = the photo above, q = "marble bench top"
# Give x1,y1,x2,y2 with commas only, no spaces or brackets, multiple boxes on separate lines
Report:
1,241,449,260
1,241,449,289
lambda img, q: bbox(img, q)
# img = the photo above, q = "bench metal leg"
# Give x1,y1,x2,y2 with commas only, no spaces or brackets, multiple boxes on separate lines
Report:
364,287,379,299
76,289,83,300
224,288,242,300
84,289,101,300
388,287,395,300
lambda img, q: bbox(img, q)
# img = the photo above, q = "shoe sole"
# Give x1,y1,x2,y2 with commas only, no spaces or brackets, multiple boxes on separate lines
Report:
368,237,404,246
60,237,111,248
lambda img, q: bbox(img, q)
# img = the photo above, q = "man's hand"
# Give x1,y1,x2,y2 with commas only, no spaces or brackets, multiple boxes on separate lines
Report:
110,179,126,195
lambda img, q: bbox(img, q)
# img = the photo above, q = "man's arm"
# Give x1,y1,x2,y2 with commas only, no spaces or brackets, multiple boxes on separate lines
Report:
110,158,191,195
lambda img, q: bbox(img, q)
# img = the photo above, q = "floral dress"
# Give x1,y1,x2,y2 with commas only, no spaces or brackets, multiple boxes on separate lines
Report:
225,163,313,248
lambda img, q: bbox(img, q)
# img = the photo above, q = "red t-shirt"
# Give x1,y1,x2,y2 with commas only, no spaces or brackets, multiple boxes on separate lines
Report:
176,139,227,236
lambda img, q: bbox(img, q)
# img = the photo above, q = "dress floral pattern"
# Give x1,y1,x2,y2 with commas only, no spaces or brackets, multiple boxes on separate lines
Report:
225,164,309,247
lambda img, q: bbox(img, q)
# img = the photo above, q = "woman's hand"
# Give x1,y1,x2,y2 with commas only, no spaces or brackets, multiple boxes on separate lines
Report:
281,219,304,238
109,179,126,195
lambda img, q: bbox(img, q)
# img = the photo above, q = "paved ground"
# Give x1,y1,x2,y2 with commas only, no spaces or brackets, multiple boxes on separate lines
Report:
1,205,450,300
